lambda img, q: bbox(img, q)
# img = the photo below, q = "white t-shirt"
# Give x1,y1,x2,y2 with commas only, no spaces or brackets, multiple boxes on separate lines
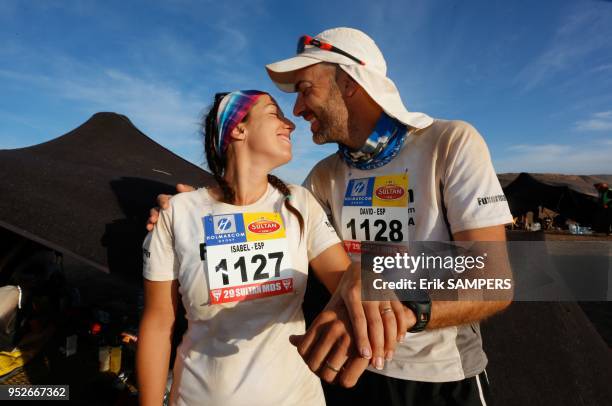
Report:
304,119,513,382
143,184,340,406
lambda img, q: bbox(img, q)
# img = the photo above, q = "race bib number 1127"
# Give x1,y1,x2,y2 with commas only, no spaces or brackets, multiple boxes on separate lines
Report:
203,212,293,304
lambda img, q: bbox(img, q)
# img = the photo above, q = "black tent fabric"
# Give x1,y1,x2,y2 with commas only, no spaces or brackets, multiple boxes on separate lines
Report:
498,173,612,196
0,112,214,274
501,172,603,225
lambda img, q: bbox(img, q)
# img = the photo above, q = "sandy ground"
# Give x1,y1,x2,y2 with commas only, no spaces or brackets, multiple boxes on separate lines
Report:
507,230,611,345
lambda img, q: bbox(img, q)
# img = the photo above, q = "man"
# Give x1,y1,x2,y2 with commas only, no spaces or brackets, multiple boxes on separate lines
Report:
149,27,512,405
264,27,512,405
594,182,611,234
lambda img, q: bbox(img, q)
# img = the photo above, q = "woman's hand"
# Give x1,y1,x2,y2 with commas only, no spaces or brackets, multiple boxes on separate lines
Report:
289,299,368,387
290,263,416,387
339,263,414,365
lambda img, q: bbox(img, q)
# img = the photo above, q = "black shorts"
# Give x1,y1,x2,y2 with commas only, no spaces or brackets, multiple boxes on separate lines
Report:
322,369,491,406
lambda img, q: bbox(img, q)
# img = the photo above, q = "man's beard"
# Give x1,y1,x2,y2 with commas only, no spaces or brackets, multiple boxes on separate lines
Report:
311,86,350,145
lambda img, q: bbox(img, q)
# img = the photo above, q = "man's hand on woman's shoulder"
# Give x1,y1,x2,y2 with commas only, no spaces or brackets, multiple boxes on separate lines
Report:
146,183,195,231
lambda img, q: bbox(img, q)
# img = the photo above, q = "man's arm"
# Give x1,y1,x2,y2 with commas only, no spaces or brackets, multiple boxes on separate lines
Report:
427,224,511,329
292,224,512,387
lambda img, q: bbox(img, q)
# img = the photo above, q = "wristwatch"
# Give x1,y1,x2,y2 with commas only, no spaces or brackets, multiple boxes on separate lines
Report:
402,299,431,333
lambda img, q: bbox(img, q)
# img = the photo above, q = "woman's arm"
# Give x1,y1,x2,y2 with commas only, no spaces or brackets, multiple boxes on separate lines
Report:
136,279,179,406
301,190,403,378
298,247,409,382
308,243,351,293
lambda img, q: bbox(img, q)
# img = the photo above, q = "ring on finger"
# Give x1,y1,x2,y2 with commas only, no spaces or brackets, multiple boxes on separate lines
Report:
324,361,342,373
380,307,393,315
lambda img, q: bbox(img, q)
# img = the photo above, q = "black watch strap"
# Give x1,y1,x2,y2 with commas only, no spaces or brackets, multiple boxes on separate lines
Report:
403,300,431,333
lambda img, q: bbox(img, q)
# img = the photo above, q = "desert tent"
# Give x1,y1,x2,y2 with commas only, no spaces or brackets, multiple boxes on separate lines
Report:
0,112,213,275
499,172,611,225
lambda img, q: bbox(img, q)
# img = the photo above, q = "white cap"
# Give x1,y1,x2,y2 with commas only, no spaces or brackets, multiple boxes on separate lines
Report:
266,27,433,129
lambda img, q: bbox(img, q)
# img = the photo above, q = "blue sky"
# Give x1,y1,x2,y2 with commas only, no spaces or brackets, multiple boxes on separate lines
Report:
1,0,611,184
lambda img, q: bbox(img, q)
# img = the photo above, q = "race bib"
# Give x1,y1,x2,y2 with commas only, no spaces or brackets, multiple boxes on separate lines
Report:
203,212,294,304
341,174,411,255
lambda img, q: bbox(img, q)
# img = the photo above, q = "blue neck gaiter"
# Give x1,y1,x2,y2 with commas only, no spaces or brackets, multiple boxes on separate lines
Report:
338,113,408,170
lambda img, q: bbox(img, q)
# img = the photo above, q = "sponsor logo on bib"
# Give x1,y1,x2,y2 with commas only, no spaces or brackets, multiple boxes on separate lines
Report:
213,215,237,234
218,218,232,231
248,219,281,234
351,180,368,196
375,183,405,200
211,289,221,301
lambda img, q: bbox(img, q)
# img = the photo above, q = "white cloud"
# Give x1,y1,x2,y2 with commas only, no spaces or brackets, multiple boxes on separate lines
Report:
0,61,207,153
0,31,291,175
575,111,612,131
507,144,571,154
0,110,46,132
0,57,340,183
590,63,612,73
66,69,204,131
495,139,612,174
516,2,612,92
217,26,248,53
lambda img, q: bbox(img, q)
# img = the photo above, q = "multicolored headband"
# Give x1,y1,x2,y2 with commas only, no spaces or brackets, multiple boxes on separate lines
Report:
215,90,268,156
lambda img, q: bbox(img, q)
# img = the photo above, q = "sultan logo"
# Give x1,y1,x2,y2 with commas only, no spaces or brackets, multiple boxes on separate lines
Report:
375,184,404,200
248,219,281,234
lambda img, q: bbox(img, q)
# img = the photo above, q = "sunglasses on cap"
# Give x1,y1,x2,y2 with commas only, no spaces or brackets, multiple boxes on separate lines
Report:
296,35,365,66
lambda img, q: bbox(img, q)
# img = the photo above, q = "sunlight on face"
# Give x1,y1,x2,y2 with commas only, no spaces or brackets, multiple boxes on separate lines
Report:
241,94,296,169
292,64,350,145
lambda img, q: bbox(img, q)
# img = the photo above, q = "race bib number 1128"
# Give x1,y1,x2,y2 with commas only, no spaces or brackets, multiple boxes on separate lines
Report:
341,174,411,254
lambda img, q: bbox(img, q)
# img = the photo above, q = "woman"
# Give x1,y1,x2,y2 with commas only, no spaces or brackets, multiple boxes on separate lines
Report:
137,90,353,405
